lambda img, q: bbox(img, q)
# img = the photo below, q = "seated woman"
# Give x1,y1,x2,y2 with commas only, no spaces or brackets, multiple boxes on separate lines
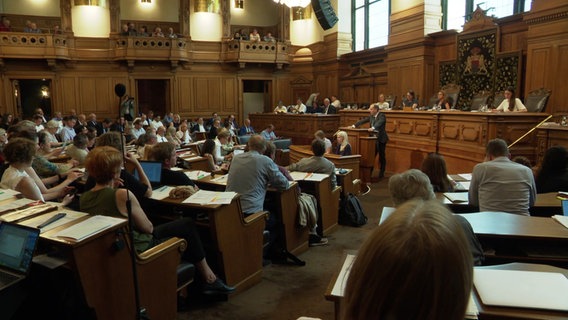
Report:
201,139,228,172
434,90,451,110
420,152,454,192
34,131,75,179
402,90,419,109
536,146,568,193
65,133,89,165
374,93,390,110
494,86,527,112
80,146,233,295
1,137,81,203
342,199,473,320
165,126,181,147
334,131,352,156
44,120,63,147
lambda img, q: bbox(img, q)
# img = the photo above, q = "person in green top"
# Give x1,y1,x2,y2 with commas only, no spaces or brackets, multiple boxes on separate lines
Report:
80,146,234,295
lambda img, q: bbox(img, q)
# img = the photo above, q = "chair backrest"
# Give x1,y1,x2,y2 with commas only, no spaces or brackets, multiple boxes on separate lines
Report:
492,91,506,108
525,88,551,112
238,135,251,145
384,94,396,108
470,90,492,111
441,83,461,109
273,138,292,150
428,94,438,107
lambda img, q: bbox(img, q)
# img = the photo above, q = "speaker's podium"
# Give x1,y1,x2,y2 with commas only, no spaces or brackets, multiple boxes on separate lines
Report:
342,127,377,184
312,0,338,30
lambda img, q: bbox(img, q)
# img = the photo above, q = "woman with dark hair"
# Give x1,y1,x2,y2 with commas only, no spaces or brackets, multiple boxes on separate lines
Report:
434,90,451,110
81,146,233,295
402,90,418,109
421,153,454,192
536,146,568,193
201,138,227,172
1,113,15,130
495,86,527,112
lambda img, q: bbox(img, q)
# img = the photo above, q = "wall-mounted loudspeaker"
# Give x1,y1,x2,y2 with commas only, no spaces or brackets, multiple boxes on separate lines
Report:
311,0,338,31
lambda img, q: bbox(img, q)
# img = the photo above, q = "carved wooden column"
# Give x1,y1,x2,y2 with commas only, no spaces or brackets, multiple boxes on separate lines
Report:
179,0,190,37
280,5,290,42
109,0,120,34
221,0,231,40
60,0,73,34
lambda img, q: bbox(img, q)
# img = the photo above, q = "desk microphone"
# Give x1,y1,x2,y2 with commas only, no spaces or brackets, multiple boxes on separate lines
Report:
37,212,66,229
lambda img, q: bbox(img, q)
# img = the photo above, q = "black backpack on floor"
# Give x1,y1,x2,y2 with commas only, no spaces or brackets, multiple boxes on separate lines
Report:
339,193,368,227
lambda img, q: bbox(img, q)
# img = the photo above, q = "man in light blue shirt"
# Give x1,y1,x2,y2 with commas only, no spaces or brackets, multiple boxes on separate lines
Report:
226,134,289,214
260,124,277,141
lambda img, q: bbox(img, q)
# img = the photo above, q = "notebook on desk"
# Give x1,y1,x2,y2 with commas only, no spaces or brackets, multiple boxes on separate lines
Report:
0,222,40,291
133,161,163,190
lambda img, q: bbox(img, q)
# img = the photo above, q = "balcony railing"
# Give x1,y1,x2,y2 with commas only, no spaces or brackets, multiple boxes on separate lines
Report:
224,39,291,69
0,32,70,59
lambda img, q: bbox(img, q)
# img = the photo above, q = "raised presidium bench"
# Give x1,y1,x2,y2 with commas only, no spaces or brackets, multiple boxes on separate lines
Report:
0,196,187,320
325,253,568,320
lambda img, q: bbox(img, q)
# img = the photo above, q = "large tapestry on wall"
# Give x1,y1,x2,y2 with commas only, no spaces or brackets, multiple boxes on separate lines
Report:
439,61,457,88
494,51,521,92
456,30,497,110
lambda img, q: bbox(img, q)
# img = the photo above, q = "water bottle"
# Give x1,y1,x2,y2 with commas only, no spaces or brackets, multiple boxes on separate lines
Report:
562,116,567,127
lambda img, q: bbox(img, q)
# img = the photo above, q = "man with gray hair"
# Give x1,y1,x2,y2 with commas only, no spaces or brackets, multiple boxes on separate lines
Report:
226,134,289,214
468,138,536,215
388,169,484,265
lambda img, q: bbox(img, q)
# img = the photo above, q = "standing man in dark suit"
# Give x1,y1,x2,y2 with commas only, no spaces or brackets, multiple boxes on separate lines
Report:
352,104,388,178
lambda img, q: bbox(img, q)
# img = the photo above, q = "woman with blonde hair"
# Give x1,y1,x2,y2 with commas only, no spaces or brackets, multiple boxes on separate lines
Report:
165,125,181,147
342,199,473,320
334,131,352,156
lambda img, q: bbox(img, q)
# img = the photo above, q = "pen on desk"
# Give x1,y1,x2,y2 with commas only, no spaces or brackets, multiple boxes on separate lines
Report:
305,172,313,179
37,212,66,229
157,185,168,192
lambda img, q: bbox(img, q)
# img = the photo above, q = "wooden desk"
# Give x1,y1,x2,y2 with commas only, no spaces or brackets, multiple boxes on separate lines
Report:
473,263,568,320
441,192,562,216
295,176,341,236
249,113,340,145
459,212,568,267
325,256,568,320
340,110,550,174
537,125,568,165
191,174,309,257
159,195,266,293
289,145,362,193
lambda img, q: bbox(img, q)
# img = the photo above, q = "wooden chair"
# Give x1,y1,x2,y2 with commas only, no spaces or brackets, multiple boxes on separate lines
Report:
470,90,492,111
126,236,190,320
492,91,506,109
441,83,461,109
525,88,552,112
237,135,252,145
428,94,438,108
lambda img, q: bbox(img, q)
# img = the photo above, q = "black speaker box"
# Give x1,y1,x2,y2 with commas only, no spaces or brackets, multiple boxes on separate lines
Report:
311,0,338,30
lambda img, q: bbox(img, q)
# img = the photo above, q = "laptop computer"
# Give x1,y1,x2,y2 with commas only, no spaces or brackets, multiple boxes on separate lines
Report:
133,161,163,190
563,200,568,216
0,222,40,291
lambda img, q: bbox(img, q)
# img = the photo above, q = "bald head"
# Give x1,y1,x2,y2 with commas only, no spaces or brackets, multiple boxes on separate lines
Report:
248,134,267,153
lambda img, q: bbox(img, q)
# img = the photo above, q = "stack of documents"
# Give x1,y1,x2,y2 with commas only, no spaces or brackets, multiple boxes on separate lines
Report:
182,190,236,205
55,215,124,241
289,171,328,182
444,192,469,203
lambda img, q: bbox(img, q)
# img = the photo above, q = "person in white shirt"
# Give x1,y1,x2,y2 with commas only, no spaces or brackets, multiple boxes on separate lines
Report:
375,93,390,110
176,123,192,145
131,119,146,140
494,86,527,112
213,129,233,165
331,95,341,109
249,29,261,42
290,98,307,114
33,114,45,132
156,126,168,143
151,116,163,131
60,116,77,142
274,101,288,113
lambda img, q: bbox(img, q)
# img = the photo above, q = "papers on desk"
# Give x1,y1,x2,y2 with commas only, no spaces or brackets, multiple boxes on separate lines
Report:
210,174,229,184
465,292,479,319
454,181,471,191
379,207,395,225
0,202,58,222
474,268,568,312
0,188,20,202
182,190,236,205
331,254,356,297
19,210,87,233
444,192,469,203
0,198,36,214
185,170,209,180
458,173,472,181
552,215,568,229
289,171,328,182
55,215,124,241
150,186,174,200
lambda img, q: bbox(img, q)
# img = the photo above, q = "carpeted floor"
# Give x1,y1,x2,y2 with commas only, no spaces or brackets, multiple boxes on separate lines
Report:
178,177,392,320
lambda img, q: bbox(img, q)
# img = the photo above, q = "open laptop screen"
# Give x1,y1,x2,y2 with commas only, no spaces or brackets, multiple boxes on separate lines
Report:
563,200,568,216
0,223,40,274
133,161,162,185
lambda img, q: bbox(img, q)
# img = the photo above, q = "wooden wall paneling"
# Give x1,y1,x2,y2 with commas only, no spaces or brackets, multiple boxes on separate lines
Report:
553,42,568,113
78,78,100,114
221,77,237,114
194,78,210,112
177,76,193,115
525,44,550,92
58,77,78,114
208,78,221,111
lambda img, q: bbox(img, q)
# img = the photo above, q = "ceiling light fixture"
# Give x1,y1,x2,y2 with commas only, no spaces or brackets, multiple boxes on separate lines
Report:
273,0,311,8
